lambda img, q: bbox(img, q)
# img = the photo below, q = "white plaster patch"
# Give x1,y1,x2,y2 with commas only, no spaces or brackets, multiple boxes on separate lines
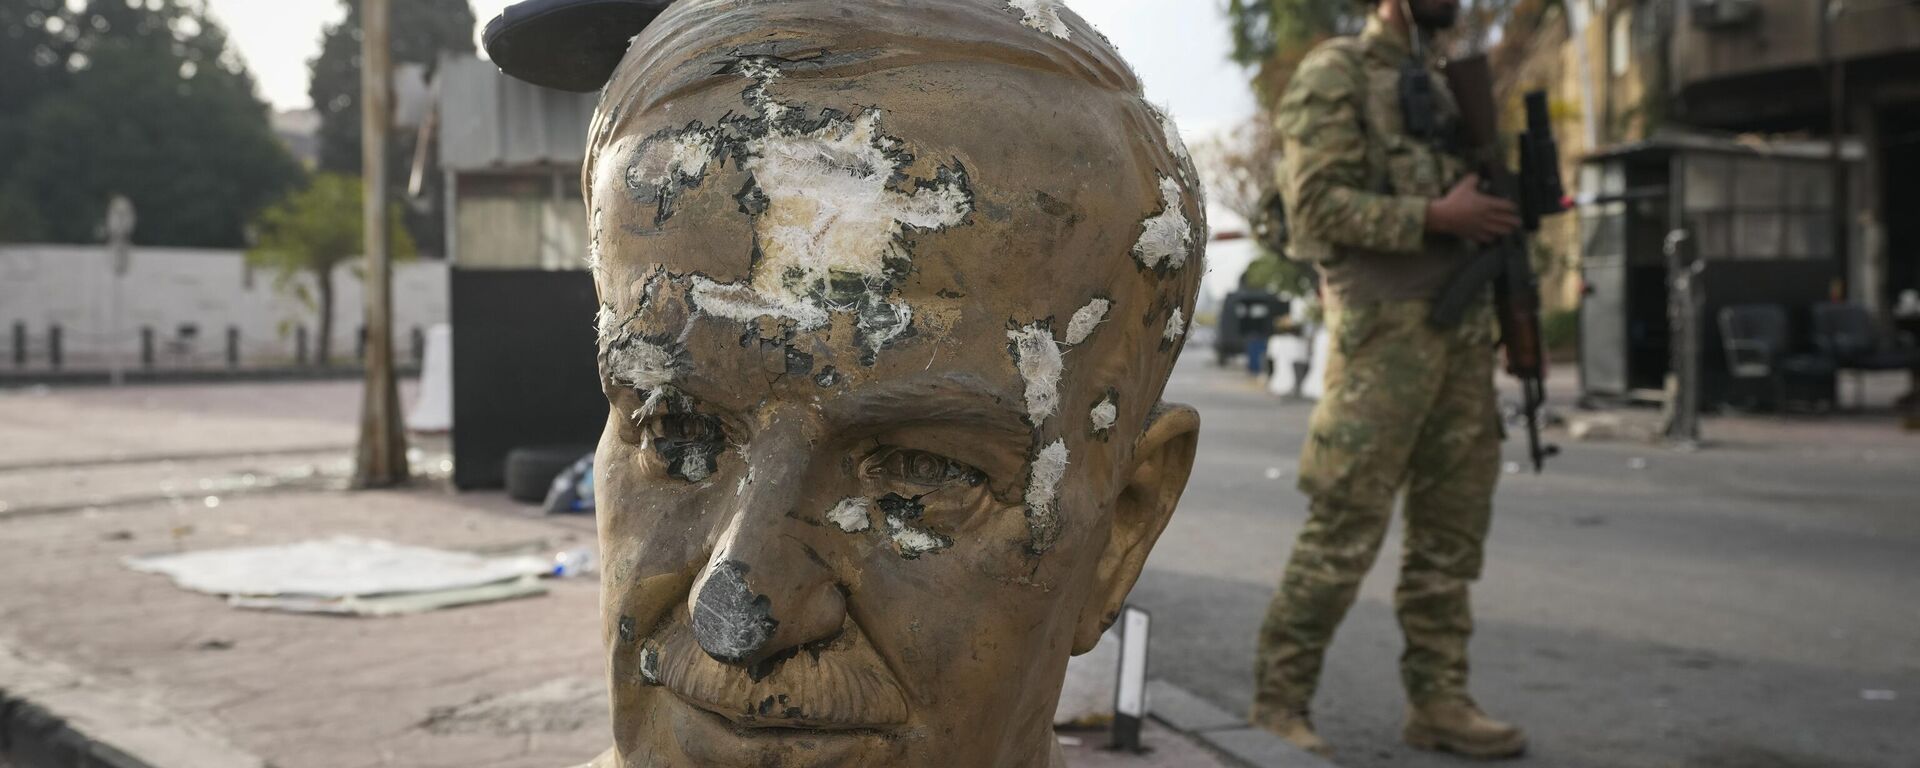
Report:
828,497,872,533
686,66,973,362
1008,323,1064,426
1165,309,1187,342
689,276,830,330
1007,0,1072,39
742,109,970,307
587,207,606,275
1133,176,1192,272
887,522,952,558
1063,298,1111,346
1146,103,1193,173
606,339,676,391
595,304,620,345
625,130,717,199
1089,396,1118,433
1025,440,1071,552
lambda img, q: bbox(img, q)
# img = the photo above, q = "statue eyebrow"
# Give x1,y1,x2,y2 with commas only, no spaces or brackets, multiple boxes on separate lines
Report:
821,375,1031,436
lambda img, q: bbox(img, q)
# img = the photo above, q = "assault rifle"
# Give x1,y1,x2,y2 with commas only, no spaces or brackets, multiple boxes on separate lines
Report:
1429,55,1566,473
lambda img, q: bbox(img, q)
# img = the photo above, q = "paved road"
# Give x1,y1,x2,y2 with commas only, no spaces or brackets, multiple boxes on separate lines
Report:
1137,355,1920,768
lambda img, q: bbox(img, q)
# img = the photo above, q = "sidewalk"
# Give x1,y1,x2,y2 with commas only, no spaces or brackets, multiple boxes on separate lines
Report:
0,486,1277,768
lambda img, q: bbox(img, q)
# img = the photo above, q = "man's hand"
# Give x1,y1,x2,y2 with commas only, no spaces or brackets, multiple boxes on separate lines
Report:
1426,174,1521,244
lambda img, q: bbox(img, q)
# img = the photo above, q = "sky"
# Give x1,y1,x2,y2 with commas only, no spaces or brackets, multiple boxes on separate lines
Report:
205,0,1257,140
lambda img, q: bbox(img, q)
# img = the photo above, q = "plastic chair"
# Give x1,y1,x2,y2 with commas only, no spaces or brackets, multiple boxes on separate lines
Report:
1718,304,1835,411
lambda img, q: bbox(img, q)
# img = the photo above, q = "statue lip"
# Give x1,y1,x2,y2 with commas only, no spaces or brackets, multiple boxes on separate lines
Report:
647,617,912,731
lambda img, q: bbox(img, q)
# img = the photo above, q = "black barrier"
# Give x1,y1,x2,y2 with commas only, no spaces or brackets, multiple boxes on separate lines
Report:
227,327,240,368
11,323,23,367
410,326,425,366
295,326,309,366
450,269,604,490
48,325,61,369
141,326,155,368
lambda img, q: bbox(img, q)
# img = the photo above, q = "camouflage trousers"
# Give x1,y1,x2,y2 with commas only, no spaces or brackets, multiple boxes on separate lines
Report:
1254,299,1502,712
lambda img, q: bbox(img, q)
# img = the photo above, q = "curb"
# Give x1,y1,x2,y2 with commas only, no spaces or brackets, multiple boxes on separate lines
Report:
0,643,267,768
1147,680,1339,768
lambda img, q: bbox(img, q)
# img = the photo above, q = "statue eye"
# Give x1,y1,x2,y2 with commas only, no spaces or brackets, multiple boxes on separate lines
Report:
648,413,721,443
866,448,985,489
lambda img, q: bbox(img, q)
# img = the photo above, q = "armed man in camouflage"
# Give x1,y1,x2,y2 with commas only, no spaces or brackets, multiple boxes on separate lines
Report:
1249,0,1529,760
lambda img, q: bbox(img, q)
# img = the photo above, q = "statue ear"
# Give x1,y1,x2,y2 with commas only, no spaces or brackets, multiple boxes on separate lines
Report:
1071,403,1200,655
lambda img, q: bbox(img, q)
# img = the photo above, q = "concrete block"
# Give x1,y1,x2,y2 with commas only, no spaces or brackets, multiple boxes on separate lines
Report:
1199,727,1339,768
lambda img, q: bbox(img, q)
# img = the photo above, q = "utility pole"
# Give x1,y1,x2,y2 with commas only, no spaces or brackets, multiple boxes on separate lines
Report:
1821,0,1850,295
354,0,409,488
104,195,135,387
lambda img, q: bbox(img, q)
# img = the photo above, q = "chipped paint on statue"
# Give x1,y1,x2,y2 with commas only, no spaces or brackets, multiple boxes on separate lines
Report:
1133,176,1193,273
1023,439,1071,553
827,497,872,533
1008,322,1064,427
623,125,720,227
1089,390,1119,439
679,61,976,364
1007,0,1072,39
1064,298,1111,346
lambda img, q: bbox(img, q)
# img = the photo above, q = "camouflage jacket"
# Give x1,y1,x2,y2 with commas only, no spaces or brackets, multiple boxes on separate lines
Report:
1275,16,1473,306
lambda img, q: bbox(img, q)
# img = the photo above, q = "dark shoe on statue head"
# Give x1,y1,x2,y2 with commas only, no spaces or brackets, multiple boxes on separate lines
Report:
1403,696,1528,760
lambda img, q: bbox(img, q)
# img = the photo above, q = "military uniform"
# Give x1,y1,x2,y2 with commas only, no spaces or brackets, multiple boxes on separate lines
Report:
1252,14,1503,716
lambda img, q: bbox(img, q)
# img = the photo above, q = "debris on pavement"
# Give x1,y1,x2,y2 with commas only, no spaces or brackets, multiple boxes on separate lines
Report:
124,536,552,616
1860,689,1897,701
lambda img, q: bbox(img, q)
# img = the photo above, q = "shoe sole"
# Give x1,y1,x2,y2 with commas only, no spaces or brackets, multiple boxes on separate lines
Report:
1403,724,1528,760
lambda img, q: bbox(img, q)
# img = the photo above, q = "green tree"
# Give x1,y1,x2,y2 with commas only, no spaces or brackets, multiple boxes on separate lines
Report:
1224,0,1359,106
1224,0,1534,108
309,0,475,256
248,173,416,367
0,0,301,246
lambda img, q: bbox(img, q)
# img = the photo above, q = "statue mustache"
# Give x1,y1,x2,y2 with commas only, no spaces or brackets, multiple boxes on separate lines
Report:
646,616,911,730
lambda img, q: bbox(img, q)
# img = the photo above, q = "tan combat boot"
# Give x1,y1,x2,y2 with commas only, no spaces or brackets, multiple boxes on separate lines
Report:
1249,705,1334,758
1403,697,1527,759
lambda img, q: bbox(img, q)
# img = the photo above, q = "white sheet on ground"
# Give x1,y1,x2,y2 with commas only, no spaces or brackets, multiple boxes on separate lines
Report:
125,536,551,599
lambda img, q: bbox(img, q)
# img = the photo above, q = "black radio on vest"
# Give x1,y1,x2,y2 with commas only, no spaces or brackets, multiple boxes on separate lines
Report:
1399,63,1441,142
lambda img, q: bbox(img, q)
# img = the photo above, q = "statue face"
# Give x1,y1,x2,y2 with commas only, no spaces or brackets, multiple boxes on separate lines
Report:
587,16,1201,768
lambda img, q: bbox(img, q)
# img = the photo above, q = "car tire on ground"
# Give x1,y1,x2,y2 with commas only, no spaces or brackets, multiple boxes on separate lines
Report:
505,445,593,503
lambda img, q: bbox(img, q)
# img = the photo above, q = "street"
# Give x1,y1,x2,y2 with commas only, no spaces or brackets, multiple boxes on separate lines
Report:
1142,354,1920,768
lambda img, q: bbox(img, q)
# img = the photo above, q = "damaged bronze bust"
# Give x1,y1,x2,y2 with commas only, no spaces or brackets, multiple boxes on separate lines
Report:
581,1,1205,765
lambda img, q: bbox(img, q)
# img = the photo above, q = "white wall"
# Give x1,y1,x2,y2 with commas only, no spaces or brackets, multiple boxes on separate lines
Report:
0,245,447,370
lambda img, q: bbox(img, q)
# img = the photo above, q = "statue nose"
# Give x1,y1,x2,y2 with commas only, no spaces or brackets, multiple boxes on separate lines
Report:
687,418,847,668
689,560,780,665
689,546,847,668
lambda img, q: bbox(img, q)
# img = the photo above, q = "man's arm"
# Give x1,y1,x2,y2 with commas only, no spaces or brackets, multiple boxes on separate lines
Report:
1275,48,1428,254
1276,50,1520,252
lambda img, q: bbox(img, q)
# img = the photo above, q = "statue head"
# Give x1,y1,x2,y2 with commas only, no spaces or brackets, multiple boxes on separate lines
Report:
585,1,1205,765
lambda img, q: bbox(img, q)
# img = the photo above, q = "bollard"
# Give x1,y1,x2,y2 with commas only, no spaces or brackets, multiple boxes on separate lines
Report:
48,325,62,370
357,326,368,362
296,326,309,366
11,322,23,367
410,326,424,366
141,326,155,369
226,327,240,368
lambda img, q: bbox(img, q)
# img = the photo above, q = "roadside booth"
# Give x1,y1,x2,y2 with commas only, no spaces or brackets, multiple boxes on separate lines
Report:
1576,134,1863,409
